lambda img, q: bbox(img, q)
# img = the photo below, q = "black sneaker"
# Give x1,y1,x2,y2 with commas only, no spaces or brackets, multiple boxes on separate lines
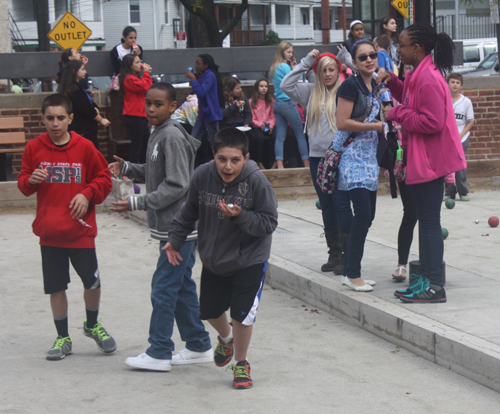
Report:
394,275,426,297
399,284,447,303
214,336,234,367
229,360,253,389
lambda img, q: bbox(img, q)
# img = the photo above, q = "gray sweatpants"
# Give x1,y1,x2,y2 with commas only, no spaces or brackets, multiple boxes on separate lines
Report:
445,138,469,197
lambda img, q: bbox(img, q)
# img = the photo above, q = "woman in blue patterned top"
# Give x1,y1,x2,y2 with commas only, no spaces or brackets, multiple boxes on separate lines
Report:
333,40,384,292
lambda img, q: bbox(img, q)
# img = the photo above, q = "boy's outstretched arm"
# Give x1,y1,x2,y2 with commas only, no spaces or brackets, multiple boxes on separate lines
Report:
162,242,183,265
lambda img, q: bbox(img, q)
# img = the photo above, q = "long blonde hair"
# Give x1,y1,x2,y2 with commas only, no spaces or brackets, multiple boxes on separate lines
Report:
270,41,293,78
307,56,340,134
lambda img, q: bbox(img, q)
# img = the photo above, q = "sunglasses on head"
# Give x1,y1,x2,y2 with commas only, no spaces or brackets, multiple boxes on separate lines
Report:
357,53,378,62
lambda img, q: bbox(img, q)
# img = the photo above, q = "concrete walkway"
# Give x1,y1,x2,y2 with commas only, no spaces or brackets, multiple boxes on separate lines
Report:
1,189,500,413
270,190,500,393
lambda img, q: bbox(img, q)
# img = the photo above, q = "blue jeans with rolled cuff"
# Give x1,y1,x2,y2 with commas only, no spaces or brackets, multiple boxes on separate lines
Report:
273,100,309,161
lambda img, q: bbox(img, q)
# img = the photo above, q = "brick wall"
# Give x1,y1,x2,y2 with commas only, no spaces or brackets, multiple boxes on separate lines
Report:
1,78,499,179
0,106,111,179
462,88,500,160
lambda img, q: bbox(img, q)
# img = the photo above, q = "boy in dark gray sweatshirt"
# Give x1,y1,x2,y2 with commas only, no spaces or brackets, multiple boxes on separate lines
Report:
109,83,212,372
164,127,278,389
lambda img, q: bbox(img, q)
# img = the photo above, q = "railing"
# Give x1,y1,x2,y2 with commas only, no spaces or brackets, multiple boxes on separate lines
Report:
9,12,27,52
231,30,266,46
436,14,497,39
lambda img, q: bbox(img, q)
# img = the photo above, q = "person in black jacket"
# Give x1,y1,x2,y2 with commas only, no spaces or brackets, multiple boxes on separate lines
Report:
56,48,91,93
110,26,143,76
58,60,111,150
343,20,366,55
220,77,252,130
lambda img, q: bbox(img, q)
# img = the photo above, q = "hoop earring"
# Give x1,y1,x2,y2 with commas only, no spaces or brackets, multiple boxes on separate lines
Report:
355,68,359,76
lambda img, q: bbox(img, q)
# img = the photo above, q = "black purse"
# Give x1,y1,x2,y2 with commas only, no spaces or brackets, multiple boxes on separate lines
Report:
377,122,399,198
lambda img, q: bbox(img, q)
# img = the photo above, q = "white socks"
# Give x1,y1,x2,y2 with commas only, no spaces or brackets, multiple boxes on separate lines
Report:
221,326,233,344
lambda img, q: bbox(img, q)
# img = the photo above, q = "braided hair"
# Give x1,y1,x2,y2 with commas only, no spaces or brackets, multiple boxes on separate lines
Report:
405,22,455,75
198,54,225,109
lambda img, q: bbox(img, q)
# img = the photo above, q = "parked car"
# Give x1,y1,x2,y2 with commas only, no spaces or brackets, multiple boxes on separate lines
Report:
462,52,499,77
453,38,497,73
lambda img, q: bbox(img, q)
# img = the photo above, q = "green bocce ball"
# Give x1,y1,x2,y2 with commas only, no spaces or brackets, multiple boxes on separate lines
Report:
316,200,321,210
442,228,449,240
445,199,455,209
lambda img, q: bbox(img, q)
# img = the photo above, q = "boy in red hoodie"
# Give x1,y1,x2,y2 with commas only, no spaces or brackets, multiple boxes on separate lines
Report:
17,94,115,360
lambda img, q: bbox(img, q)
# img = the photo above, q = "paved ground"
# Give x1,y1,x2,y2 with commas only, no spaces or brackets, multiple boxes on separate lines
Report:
1,190,500,413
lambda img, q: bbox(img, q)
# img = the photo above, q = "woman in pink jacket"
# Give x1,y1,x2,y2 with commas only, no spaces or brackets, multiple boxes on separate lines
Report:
379,22,466,304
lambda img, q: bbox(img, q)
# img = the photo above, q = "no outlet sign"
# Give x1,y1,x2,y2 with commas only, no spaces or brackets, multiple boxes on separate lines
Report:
48,12,92,50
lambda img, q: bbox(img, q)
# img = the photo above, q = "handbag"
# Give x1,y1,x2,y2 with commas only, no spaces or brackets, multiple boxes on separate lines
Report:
108,74,120,91
316,132,357,194
377,121,399,198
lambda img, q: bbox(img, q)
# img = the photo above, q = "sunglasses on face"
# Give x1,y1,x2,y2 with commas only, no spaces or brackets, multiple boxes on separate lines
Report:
357,53,378,62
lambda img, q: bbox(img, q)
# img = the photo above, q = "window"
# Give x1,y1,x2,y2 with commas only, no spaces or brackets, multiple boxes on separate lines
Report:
130,0,140,24
93,0,102,21
165,0,168,24
276,5,290,25
301,8,309,25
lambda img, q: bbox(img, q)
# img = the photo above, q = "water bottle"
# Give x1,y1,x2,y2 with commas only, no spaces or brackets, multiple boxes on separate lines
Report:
263,122,270,133
379,82,393,107
87,80,93,92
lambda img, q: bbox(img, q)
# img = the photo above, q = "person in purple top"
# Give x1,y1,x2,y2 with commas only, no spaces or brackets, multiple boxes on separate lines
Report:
185,54,224,147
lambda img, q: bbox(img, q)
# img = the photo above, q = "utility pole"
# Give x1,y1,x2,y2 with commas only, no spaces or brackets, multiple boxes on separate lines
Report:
34,0,52,92
321,0,330,44
414,0,431,24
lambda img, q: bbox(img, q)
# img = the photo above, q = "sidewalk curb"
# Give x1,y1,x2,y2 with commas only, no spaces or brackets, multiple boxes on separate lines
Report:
266,254,500,393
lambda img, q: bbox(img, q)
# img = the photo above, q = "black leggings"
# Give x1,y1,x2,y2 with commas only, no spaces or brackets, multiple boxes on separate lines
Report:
248,127,276,164
397,179,418,265
124,115,150,164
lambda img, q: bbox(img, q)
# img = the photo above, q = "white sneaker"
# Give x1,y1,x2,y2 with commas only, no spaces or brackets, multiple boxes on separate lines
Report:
172,347,214,365
125,353,172,371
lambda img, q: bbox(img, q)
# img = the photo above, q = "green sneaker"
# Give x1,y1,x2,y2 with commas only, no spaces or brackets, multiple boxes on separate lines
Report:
83,321,117,353
46,336,72,360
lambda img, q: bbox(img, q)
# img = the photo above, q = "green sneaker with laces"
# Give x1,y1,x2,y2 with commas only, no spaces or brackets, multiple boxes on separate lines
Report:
46,336,72,360
83,320,117,353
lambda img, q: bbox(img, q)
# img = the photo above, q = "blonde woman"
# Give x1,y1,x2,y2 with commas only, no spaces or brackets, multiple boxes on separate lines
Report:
270,41,309,169
281,50,346,274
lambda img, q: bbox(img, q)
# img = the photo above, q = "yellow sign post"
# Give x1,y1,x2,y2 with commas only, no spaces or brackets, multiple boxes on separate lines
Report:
391,0,409,21
47,12,92,50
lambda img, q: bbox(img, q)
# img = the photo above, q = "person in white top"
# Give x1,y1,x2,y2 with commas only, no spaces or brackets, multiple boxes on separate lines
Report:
445,73,475,201
110,26,143,76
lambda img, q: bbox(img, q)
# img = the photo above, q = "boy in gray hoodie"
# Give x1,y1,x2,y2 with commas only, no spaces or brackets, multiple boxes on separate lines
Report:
109,83,212,372
164,127,278,389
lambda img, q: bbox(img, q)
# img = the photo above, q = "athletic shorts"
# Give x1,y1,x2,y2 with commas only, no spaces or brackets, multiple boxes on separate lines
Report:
40,246,101,294
199,262,267,326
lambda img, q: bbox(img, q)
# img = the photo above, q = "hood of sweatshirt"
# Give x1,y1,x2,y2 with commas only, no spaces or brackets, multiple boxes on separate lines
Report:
152,117,201,153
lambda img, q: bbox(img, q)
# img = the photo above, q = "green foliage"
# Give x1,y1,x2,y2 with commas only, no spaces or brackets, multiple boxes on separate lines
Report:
261,30,282,46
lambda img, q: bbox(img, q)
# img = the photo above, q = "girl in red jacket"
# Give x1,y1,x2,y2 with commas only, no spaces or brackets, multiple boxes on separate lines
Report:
249,78,276,169
120,54,152,164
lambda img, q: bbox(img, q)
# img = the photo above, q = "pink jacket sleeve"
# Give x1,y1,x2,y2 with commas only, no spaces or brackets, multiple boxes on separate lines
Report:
388,83,447,135
386,73,405,103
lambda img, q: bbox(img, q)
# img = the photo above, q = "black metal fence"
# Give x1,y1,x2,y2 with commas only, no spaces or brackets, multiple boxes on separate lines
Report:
436,14,497,39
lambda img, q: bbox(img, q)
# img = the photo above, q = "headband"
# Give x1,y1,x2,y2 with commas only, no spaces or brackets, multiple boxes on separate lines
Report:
312,53,343,74
350,20,364,29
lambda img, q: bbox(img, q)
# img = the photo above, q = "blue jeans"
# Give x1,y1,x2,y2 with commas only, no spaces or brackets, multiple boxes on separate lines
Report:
146,240,211,359
342,188,377,278
334,186,353,235
273,100,309,161
409,176,445,286
192,117,219,147
310,157,339,231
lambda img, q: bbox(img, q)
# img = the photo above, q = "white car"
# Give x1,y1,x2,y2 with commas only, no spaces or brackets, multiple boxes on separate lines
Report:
453,38,497,73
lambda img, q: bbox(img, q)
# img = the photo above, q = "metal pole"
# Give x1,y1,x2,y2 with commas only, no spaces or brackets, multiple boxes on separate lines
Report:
454,0,460,39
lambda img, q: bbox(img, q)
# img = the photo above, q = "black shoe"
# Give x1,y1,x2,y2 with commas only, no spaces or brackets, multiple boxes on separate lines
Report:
399,283,447,303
